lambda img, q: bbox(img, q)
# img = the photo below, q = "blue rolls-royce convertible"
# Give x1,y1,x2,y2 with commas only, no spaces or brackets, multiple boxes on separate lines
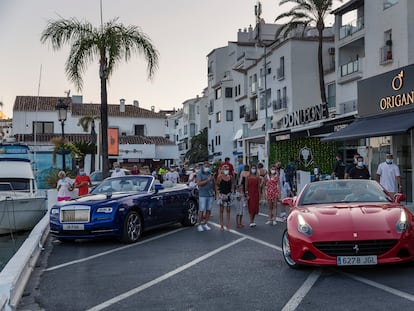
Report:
50,175,198,243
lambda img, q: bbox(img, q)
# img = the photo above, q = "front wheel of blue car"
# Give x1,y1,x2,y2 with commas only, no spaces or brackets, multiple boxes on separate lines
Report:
121,211,142,243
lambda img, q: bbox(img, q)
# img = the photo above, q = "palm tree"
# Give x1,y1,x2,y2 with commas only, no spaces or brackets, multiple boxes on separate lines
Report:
78,115,99,173
185,127,208,164
275,0,341,104
41,17,159,178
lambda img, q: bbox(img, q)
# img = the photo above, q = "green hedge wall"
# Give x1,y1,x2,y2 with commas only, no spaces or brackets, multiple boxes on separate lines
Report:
269,137,338,175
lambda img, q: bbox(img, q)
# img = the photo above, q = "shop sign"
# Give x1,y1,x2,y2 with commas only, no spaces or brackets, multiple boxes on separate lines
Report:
299,147,313,167
281,103,329,128
379,70,414,111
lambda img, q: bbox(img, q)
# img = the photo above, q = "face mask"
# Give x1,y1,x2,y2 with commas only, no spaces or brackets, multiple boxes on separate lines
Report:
251,169,257,174
196,169,201,174
271,170,276,174
357,161,364,167
80,172,85,176
204,167,210,173
386,159,393,164
223,170,229,175
115,167,120,172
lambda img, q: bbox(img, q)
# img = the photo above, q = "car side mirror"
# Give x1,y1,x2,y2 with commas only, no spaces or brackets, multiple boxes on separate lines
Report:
154,184,164,193
394,193,406,203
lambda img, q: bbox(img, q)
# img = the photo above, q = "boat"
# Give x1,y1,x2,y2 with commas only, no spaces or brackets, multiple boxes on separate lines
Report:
0,144,47,235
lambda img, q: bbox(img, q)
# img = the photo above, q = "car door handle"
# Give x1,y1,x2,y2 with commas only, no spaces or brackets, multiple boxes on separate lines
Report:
151,196,162,200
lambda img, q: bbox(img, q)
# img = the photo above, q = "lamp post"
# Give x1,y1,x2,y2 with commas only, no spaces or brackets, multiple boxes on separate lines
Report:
56,98,68,171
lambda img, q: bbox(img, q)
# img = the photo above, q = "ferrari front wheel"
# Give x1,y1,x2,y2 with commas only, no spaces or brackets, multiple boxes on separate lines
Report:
282,229,300,269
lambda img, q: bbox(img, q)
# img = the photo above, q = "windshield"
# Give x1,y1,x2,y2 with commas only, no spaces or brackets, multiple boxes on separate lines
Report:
91,175,153,194
0,178,31,192
299,180,392,205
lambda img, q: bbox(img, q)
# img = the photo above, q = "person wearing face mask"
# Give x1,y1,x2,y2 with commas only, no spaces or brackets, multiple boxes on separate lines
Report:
57,170,74,201
345,153,360,179
196,162,215,232
376,153,401,196
111,162,126,177
74,167,92,196
348,156,371,179
264,165,280,225
216,165,234,230
246,164,261,227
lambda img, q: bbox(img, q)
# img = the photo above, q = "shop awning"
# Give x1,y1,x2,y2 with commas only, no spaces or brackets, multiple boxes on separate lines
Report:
321,111,414,142
250,118,265,130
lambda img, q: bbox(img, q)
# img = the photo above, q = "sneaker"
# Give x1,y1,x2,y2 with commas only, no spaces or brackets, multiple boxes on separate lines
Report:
272,220,278,226
197,225,205,232
265,220,272,225
203,224,211,231
280,212,287,219
249,222,257,227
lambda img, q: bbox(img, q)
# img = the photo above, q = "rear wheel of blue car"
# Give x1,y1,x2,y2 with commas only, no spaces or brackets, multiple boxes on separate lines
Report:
282,230,300,269
181,200,198,226
121,211,142,243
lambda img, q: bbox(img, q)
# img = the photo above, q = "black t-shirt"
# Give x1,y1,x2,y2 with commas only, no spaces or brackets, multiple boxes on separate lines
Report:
333,160,346,179
349,166,371,179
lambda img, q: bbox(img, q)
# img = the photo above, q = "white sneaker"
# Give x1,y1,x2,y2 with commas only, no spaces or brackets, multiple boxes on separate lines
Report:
203,224,211,231
265,220,272,225
272,220,278,225
249,222,257,227
197,225,205,232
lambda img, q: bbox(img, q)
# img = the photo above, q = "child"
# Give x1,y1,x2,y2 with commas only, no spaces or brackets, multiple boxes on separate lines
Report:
233,184,246,228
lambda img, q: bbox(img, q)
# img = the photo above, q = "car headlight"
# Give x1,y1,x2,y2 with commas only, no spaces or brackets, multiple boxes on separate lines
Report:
297,214,313,236
97,207,113,213
396,210,408,233
50,208,59,215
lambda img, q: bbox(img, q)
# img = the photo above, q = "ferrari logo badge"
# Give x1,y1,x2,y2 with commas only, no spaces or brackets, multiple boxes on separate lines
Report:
353,232,358,238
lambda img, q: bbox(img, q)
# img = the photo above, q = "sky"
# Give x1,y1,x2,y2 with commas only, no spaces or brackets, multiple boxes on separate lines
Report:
0,0,342,119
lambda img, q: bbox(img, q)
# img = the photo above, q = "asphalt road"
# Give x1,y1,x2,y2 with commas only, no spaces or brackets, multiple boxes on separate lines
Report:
18,203,414,311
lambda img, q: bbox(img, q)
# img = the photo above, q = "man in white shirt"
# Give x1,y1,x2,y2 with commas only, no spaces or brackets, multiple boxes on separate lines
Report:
165,166,180,183
111,162,126,177
376,154,401,196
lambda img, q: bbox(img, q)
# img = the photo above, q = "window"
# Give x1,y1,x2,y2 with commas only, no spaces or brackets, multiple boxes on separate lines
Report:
216,111,222,123
33,121,53,134
384,0,398,9
226,110,233,121
240,105,246,119
327,83,336,109
184,125,187,135
277,56,285,79
134,125,145,136
208,120,211,128
190,123,196,137
215,87,222,100
225,87,233,98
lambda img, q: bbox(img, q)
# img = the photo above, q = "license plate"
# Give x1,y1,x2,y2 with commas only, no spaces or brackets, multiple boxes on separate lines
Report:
62,224,85,230
337,255,377,266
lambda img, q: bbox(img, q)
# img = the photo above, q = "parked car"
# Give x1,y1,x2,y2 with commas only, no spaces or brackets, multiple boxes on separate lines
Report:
281,179,414,268
90,169,131,186
49,175,198,243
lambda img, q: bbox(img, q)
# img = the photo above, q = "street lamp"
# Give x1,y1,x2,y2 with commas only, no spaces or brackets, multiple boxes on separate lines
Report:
56,98,68,171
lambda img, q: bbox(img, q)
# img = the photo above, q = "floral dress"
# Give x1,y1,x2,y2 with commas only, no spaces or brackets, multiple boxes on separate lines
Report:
266,174,280,201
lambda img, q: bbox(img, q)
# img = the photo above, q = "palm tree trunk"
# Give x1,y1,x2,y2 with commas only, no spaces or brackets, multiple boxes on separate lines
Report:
318,27,327,104
100,58,110,178
91,125,97,173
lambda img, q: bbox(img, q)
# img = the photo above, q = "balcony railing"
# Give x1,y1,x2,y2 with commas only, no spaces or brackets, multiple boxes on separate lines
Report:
380,45,393,64
340,58,362,77
339,16,365,40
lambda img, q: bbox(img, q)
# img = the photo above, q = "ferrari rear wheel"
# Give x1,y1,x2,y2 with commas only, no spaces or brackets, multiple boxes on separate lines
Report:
121,210,142,243
282,229,300,269
181,200,198,226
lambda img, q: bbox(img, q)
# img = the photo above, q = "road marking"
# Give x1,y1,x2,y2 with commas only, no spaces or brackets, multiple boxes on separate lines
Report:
86,237,247,311
341,270,414,302
45,228,187,272
210,221,282,252
281,269,322,311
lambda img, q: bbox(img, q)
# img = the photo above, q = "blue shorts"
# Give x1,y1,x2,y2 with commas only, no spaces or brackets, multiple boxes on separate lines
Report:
198,196,213,212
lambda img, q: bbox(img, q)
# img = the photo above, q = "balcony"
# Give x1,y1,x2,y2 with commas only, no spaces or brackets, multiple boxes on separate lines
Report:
244,111,258,122
339,16,364,40
380,45,393,65
272,98,287,111
338,58,363,84
277,67,285,80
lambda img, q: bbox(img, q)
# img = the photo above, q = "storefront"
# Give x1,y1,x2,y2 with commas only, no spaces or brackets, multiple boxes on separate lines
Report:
323,64,414,202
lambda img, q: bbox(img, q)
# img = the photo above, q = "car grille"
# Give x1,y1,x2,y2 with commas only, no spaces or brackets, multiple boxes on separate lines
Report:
60,206,91,223
313,240,398,257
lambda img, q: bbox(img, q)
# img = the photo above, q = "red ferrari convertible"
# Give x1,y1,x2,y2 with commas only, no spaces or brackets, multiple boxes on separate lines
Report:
281,179,414,268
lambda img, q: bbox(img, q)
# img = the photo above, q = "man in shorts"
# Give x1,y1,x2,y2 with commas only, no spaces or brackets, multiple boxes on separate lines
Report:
196,162,215,232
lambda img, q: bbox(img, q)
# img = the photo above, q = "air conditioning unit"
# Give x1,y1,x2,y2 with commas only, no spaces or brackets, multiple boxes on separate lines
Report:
328,47,335,55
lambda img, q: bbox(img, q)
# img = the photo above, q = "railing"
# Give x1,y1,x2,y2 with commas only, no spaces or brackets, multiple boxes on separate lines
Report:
339,100,357,114
339,16,365,40
380,45,393,64
340,58,362,77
